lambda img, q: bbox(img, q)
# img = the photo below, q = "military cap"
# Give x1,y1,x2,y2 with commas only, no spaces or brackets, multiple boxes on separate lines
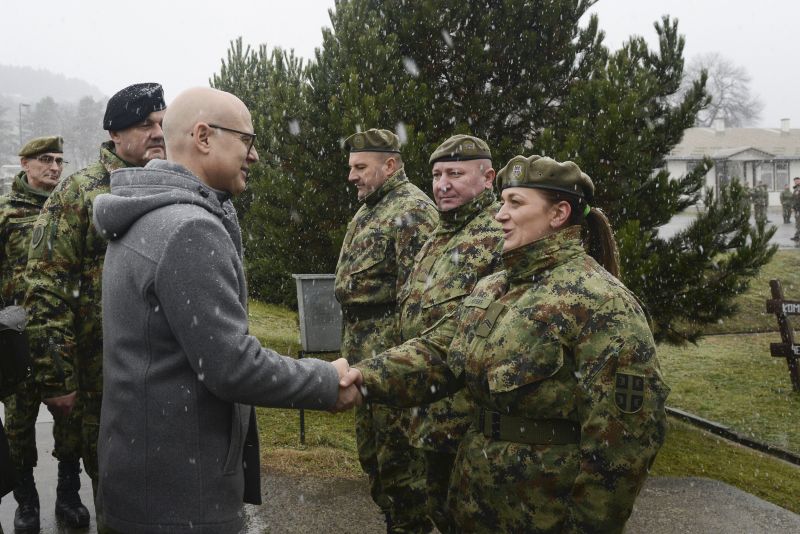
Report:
18,135,64,157
103,82,166,131
429,134,491,164
497,155,594,201
344,129,401,153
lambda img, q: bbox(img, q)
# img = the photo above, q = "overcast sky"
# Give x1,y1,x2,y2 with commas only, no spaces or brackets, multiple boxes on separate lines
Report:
1,0,796,128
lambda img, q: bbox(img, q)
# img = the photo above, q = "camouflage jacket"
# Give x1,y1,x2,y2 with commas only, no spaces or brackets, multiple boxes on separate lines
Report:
780,188,794,207
335,168,437,364
751,185,769,207
358,226,668,532
0,173,50,307
397,189,503,452
794,184,800,210
23,141,131,398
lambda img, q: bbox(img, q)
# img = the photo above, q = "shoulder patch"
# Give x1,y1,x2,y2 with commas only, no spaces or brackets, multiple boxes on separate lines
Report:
614,372,645,413
30,225,45,250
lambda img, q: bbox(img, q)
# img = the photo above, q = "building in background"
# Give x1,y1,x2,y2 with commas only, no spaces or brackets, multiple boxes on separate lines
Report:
666,118,800,205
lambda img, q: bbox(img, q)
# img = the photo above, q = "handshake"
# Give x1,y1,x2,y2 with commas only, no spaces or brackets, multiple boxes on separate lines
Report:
330,358,364,412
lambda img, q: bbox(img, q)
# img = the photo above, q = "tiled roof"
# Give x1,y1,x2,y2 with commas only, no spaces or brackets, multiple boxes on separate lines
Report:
668,127,800,159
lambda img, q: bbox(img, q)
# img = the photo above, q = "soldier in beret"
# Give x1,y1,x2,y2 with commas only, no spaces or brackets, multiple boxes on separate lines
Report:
391,134,503,533
335,128,438,532
23,83,166,525
356,155,668,532
1,136,90,531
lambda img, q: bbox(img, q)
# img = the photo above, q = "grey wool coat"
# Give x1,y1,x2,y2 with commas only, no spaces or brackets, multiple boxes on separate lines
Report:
93,160,340,534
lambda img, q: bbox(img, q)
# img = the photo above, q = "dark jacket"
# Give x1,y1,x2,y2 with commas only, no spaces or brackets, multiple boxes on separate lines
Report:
92,159,340,534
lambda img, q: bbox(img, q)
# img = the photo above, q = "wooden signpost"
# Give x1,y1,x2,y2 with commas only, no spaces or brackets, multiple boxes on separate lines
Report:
765,279,800,392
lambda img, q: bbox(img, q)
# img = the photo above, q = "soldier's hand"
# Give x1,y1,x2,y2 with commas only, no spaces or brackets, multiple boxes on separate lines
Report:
329,358,363,412
331,383,363,412
331,358,363,387
43,391,77,416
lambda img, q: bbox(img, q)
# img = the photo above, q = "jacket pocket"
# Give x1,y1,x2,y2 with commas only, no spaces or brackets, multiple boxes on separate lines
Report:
423,285,471,310
486,339,564,394
348,234,390,276
222,404,249,475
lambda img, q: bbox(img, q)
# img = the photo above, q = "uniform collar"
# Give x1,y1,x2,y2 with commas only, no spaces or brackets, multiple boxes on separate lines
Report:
503,225,584,282
439,189,496,232
12,171,50,202
364,168,408,207
100,140,137,173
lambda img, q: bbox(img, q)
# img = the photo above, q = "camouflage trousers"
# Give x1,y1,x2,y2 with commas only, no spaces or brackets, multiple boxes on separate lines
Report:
783,205,793,223
78,391,102,496
2,378,82,472
355,403,430,533
795,209,800,237
423,449,458,534
754,204,767,225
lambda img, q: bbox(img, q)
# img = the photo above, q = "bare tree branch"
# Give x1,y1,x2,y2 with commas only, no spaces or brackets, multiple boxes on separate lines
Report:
680,52,764,127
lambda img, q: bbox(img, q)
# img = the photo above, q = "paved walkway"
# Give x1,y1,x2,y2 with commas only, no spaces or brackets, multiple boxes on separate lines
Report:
658,206,800,249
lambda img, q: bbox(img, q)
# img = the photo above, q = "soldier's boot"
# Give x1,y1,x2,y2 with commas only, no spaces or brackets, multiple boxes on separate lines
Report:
55,460,90,528
12,468,40,533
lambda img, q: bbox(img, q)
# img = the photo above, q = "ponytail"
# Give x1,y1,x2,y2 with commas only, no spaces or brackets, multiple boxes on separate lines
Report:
538,189,620,278
584,207,619,278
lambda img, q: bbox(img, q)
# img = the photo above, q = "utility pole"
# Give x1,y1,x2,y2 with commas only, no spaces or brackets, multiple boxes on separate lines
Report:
18,103,30,147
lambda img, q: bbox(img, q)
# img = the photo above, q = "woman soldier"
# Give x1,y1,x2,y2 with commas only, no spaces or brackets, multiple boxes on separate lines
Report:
355,155,669,533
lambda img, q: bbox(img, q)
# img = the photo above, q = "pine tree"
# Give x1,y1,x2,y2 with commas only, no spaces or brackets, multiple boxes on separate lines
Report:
536,16,777,343
212,2,777,343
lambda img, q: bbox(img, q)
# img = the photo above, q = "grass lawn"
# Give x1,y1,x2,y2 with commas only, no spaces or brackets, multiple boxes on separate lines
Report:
658,332,800,454
703,248,800,335
653,418,800,514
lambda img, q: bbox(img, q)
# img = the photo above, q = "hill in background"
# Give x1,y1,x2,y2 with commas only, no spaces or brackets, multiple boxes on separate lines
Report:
0,64,104,103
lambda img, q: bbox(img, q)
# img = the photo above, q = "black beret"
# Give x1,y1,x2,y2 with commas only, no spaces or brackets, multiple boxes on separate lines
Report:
103,82,166,131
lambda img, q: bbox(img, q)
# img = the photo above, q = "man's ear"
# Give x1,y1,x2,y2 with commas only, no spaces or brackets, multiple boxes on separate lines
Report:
483,167,496,189
192,123,213,154
20,157,30,172
384,154,398,175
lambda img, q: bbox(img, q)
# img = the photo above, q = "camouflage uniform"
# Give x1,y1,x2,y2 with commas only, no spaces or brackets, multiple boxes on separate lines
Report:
793,183,800,239
358,225,669,533
780,187,793,224
397,188,503,532
23,141,131,491
335,167,437,531
1,172,82,477
752,183,769,225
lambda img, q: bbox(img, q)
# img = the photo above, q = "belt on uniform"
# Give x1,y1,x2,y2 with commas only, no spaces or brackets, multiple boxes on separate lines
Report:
341,303,395,322
473,408,580,445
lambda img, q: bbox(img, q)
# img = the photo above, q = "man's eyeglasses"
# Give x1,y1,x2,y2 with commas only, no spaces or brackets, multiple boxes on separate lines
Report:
209,124,257,155
34,155,67,166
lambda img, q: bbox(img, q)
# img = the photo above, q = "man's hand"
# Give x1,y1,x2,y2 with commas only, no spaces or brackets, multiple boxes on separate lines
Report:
330,358,363,412
43,391,77,416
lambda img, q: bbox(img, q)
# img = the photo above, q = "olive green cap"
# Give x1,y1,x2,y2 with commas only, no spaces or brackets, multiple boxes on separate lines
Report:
429,134,491,164
497,155,594,201
18,136,64,157
344,129,401,154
